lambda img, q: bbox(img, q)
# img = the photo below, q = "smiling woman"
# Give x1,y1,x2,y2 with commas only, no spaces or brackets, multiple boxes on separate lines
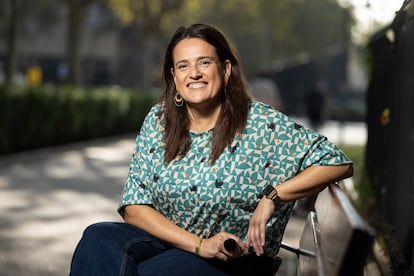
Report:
69,23,353,276
160,24,251,165
171,38,229,132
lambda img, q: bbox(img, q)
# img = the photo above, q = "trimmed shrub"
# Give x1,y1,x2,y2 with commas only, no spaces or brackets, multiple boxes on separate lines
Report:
0,83,157,154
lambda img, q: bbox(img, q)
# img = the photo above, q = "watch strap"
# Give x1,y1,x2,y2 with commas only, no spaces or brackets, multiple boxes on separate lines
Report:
263,185,283,206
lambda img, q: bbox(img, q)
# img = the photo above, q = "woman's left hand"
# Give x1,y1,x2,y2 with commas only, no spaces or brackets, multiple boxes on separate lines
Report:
245,197,275,256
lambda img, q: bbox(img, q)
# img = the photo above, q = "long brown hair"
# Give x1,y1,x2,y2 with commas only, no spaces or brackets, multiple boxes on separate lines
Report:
160,23,251,164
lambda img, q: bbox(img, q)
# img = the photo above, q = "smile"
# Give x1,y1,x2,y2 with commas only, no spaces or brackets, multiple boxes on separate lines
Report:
187,82,207,89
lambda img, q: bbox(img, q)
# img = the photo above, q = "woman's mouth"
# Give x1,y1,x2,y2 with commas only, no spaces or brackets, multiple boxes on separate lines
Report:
187,82,207,89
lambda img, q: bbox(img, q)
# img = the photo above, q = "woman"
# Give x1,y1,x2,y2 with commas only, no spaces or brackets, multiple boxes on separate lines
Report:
70,23,352,276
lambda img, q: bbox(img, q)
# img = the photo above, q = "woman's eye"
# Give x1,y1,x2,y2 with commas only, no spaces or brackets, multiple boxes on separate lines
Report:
199,59,211,66
177,64,188,70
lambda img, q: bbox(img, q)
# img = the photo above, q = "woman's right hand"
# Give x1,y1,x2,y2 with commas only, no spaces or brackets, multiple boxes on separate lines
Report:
199,232,248,261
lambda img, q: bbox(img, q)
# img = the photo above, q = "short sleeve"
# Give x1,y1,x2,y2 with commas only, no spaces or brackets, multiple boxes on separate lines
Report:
299,130,353,171
117,112,157,217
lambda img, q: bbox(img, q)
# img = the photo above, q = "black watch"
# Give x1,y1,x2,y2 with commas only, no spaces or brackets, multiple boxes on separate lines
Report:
263,185,283,207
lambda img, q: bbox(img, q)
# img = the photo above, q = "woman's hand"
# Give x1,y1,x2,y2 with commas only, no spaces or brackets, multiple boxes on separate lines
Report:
245,198,275,256
124,205,248,261
244,164,352,256
199,232,248,261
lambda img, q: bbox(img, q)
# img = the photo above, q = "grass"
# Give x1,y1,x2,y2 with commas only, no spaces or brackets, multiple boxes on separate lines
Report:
338,144,364,182
337,144,375,218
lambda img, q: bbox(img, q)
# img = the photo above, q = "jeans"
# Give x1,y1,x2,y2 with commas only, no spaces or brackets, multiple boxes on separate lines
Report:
70,222,278,276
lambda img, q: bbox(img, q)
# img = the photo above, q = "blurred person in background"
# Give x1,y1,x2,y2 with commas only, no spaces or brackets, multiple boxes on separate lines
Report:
70,23,352,276
304,85,326,131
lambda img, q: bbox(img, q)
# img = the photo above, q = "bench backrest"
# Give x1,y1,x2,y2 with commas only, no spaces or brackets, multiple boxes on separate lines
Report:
298,183,375,276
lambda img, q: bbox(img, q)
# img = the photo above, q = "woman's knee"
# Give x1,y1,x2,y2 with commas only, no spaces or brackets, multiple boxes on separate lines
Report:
82,222,119,239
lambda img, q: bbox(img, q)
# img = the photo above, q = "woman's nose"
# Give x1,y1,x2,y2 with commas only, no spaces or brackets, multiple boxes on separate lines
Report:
190,65,202,79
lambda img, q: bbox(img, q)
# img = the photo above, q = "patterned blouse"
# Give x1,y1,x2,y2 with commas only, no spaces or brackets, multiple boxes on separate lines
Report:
119,101,352,260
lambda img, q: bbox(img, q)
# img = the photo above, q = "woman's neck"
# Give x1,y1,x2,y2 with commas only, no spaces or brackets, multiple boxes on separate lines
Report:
187,102,222,133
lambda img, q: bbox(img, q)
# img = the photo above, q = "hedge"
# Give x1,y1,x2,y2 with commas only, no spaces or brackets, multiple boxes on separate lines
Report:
0,84,157,154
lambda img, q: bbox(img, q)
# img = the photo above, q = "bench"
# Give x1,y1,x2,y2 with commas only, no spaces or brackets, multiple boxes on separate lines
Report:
280,183,375,275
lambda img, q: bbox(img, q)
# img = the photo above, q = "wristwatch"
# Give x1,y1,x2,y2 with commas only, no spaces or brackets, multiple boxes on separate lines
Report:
263,185,283,207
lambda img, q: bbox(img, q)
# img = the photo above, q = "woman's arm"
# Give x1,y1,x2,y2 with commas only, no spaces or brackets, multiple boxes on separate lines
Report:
246,163,353,256
124,205,199,252
276,163,353,201
124,205,247,261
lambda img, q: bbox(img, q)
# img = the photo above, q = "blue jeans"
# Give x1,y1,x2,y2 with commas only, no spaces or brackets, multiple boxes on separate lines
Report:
70,222,278,276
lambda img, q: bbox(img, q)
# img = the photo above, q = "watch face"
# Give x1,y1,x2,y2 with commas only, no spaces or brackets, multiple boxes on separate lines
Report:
263,185,274,196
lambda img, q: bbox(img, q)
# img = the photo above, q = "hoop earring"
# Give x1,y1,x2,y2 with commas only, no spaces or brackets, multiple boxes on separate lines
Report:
174,93,184,107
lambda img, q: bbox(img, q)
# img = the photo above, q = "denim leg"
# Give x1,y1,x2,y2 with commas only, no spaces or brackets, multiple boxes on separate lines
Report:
209,254,277,276
137,248,228,276
70,222,277,276
70,222,168,276
137,249,277,276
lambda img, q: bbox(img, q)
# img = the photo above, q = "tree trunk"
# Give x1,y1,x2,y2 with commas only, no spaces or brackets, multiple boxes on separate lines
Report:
4,0,19,84
67,0,91,84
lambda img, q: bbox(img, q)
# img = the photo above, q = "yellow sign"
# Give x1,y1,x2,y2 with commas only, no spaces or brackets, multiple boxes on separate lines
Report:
26,66,43,85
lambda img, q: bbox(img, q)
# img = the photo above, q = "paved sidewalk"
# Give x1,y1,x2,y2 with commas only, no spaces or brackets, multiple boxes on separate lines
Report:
292,117,367,146
0,120,364,275
0,134,135,275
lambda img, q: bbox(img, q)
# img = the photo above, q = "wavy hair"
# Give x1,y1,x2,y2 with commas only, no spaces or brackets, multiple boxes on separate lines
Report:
160,23,251,164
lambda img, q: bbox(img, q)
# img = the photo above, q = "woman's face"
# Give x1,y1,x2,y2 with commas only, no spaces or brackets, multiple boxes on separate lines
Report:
171,38,231,108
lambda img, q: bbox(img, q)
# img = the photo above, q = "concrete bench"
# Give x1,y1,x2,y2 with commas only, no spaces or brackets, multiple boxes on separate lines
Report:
280,183,375,275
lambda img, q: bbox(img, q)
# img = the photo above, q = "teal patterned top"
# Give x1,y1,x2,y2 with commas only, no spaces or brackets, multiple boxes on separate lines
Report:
119,101,352,260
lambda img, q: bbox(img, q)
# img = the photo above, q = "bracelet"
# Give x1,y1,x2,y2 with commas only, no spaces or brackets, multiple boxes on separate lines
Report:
195,236,204,255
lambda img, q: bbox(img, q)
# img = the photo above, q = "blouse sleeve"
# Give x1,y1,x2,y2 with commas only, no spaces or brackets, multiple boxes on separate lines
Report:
118,109,157,218
294,124,353,171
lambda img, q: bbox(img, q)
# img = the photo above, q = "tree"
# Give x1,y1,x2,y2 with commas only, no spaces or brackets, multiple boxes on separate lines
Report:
107,0,353,86
159,0,353,76
108,0,182,89
67,0,96,84
2,0,19,83
0,0,66,84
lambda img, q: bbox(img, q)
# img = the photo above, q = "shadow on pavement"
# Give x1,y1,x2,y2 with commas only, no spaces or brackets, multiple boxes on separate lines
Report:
0,134,136,275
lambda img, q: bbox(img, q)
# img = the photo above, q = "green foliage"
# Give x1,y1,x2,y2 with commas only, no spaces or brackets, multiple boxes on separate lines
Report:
339,144,364,181
107,0,353,76
339,144,375,218
0,83,156,154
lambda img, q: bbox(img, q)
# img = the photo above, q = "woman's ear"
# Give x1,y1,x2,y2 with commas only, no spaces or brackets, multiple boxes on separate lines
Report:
171,68,177,85
224,60,232,80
